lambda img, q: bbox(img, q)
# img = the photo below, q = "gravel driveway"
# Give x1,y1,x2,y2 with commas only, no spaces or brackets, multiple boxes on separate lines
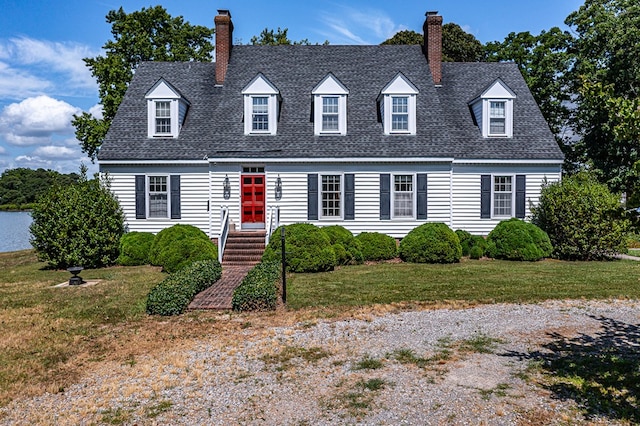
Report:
1,299,638,425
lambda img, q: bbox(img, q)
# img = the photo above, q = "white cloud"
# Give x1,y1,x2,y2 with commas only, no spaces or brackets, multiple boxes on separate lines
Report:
318,6,404,44
88,103,104,120
32,145,77,160
0,37,97,99
0,95,81,146
0,146,6,155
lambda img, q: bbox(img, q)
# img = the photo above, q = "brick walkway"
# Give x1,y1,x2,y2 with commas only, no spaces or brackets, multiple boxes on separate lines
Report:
188,265,253,310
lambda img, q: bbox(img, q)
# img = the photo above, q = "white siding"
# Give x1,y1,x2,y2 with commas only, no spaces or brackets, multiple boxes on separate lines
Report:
103,165,209,235
451,164,561,235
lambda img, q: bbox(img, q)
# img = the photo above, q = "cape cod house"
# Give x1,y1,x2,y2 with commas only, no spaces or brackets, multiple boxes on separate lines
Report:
98,9,564,257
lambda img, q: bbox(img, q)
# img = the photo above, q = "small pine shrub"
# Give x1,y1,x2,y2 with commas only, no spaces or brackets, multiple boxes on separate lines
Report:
469,245,484,260
455,229,473,256
146,259,222,316
148,224,217,272
262,223,336,272
399,223,462,263
232,261,280,312
117,232,155,266
486,218,552,261
354,232,397,261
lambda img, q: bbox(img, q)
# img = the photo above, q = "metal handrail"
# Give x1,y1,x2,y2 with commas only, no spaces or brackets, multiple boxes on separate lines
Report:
218,207,229,264
265,205,280,246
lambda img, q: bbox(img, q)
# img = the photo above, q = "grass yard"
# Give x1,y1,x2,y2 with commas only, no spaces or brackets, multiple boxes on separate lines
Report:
1,249,639,409
286,258,640,309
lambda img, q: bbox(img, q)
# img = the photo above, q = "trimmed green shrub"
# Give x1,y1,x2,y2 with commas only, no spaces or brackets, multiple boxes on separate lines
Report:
158,237,218,273
146,259,222,316
262,223,336,272
455,229,473,256
117,232,155,266
486,218,553,261
148,224,210,265
322,225,364,265
531,172,630,260
29,173,125,269
399,223,462,263
232,261,280,312
469,245,484,260
471,235,487,257
354,232,397,261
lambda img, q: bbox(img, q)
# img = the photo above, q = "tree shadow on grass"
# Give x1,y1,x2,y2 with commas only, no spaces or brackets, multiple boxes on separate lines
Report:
505,315,640,423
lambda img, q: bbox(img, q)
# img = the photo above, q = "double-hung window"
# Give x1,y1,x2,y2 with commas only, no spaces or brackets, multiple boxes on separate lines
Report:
155,101,171,134
489,101,506,136
493,176,512,217
393,175,413,218
251,96,269,132
148,176,168,218
322,96,339,132
391,97,409,132
321,175,341,218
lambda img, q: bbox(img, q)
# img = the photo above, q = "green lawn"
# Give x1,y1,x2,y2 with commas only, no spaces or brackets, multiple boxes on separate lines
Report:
287,259,640,309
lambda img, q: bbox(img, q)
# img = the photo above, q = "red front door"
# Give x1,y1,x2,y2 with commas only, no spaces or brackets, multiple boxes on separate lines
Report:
241,175,265,225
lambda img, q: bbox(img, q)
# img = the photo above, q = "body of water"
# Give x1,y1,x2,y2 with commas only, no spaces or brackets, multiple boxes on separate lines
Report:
0,211,33,253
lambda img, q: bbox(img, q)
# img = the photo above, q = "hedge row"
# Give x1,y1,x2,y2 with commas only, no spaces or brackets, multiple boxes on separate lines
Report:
146,259,222,316
232,261,280,312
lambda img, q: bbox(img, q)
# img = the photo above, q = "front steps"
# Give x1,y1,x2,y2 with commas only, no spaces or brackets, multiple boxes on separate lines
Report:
222,231,266,266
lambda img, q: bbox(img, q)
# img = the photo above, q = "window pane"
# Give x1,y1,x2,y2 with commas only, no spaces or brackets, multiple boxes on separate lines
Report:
490,101,505,117
489,101,506,135
148,176,168,218
391,97,409,131
252,97,269,131
155,102,171,134
392,114,408,131
322,97,339,113
322,114,339,131
321,175,341,217
493,176,512,216
394,175,413,217
490,118,505,134
321,97,339,131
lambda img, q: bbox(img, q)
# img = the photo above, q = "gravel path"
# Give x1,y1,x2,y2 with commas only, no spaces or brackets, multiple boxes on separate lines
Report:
1,299,639,425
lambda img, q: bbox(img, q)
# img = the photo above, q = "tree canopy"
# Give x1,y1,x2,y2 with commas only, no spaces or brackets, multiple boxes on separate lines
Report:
249,27,328,45
0,168,79,208
73,6,215,161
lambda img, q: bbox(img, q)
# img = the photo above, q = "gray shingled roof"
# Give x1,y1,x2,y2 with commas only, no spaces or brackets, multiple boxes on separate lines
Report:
98,45,563,162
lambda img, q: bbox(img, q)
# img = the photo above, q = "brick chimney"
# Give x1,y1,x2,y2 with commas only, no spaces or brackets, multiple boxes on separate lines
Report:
423,11,442,86
215,9,233,85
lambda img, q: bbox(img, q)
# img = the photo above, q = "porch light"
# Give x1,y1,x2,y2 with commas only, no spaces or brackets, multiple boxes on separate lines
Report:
275,176,282,200
223,175,231,199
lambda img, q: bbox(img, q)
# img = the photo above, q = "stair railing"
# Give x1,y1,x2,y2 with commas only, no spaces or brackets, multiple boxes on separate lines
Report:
218,206,230,264
265,205,280,246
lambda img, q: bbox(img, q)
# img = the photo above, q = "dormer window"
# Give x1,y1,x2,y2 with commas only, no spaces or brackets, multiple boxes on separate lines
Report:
469,79,516,138
145,79,189,138
379,73,418,135
242,74,280,135
312,73,348,135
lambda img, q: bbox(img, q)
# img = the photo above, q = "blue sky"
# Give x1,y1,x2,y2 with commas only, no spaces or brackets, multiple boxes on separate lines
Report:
0,0,584,175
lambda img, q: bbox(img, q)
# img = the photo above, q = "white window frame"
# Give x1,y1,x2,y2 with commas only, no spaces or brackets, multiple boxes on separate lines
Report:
147,175,170,219
321,96,340,132
488,100,507,137
391,96,410,133
491,175,515,218
471,79,516,138
154,101,172,135
312,74,349,136
242,74,280,136
251,96,270,132
391,173,416,219
145,79,188,138
319,174,343,219
379,73,418,135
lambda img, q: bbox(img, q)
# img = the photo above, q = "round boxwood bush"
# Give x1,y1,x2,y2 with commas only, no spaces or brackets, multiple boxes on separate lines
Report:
262,223,336,272
469,244,484,260
399,223,462,263
455,229,473,256
321,225,364,265
354,232,397,261
148,224,217,272
117,232,155,266
486,218,553,261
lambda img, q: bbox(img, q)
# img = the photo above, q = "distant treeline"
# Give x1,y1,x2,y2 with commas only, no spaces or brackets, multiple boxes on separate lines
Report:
0,168,80,211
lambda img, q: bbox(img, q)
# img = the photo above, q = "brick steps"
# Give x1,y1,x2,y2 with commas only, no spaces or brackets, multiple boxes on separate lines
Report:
222,231,266,266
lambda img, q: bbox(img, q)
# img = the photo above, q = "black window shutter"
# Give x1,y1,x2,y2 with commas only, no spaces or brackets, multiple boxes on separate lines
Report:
515,175,526,219
344,174,355,220
170,175,181,219
380,174,390,220
135,175,146,219
417,173,428,220
481,175,491,219
308,174,318,220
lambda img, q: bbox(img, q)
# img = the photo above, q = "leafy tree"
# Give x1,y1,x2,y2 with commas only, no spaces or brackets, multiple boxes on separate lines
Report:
485,28,574,158
73,6,215,161
0,168,79,207
30,171,125,269
565,0,640,197
381,24,483,62
250,27,328,45
531,172,630,260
